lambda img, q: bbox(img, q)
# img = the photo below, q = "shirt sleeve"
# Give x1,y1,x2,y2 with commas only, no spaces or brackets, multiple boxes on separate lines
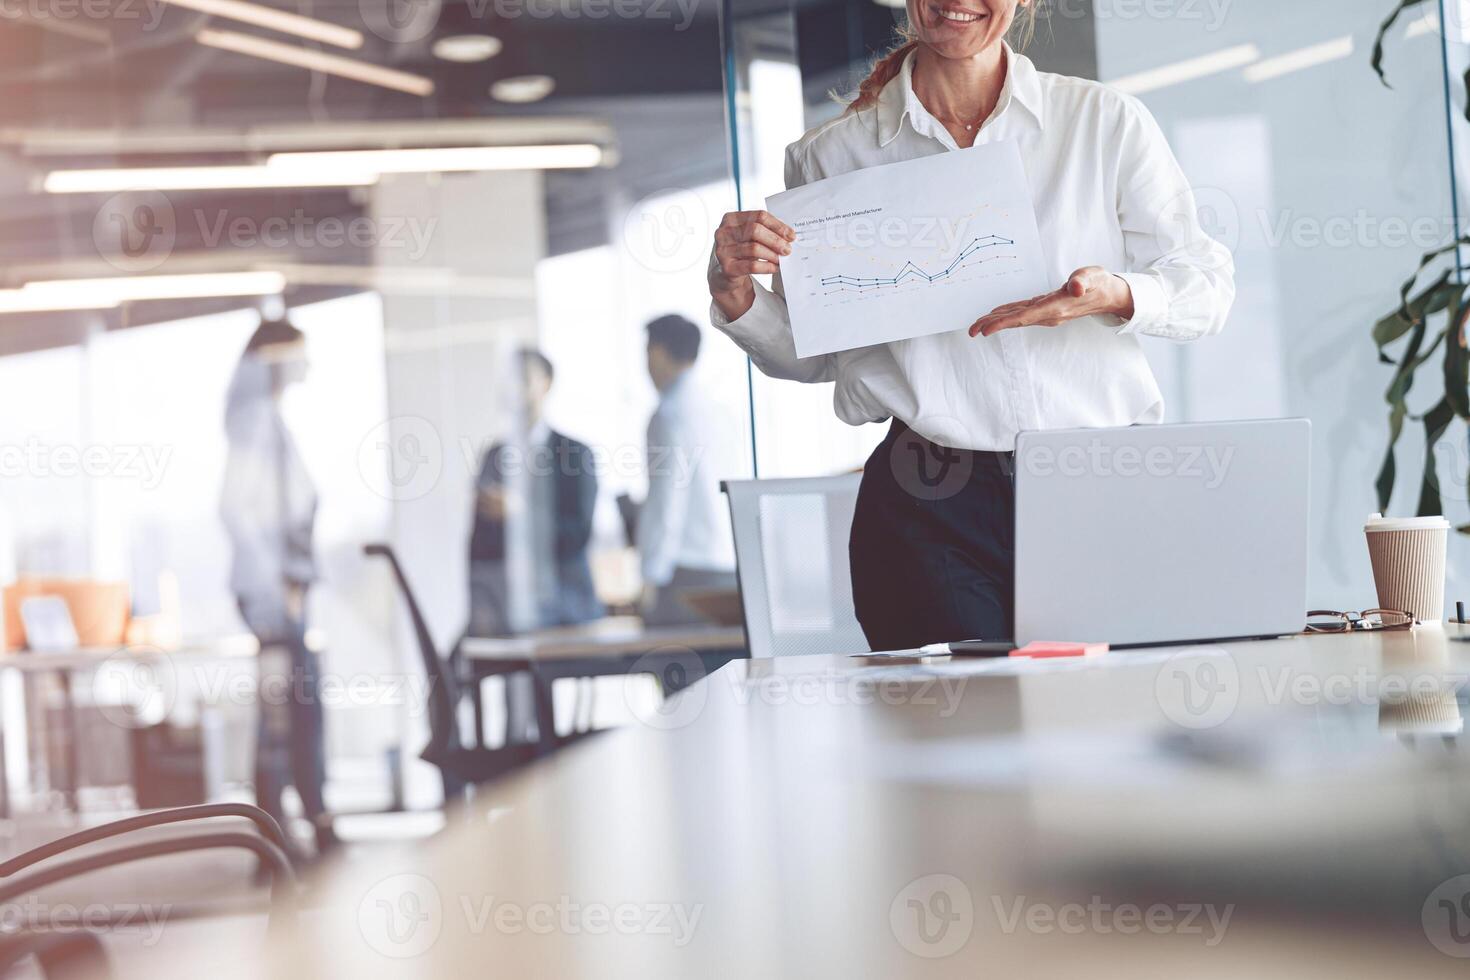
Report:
708,143,838,384
1111,97,1236,342
637,409,688,587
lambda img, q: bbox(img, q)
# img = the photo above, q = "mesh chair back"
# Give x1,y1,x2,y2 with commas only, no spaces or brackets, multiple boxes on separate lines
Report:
722,475,867,658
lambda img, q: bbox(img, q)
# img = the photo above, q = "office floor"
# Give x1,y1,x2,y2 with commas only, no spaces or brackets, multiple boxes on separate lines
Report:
0,805,447,979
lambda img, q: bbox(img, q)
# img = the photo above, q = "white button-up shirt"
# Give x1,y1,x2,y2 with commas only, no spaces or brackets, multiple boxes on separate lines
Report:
709,44,1234,452
638,373,737,584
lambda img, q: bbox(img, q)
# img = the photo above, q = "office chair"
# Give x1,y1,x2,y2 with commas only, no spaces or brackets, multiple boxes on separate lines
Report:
363,544,540,801
721,475,868,658
0,802,298,979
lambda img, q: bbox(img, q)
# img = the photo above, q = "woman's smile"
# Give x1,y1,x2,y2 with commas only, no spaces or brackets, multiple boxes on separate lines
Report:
931,3,990,27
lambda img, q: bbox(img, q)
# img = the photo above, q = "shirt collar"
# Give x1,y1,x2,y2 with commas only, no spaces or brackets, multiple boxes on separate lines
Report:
875,41,1046,148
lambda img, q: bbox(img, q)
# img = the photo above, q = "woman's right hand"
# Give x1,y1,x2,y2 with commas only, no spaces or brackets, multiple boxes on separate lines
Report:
709,210,797,322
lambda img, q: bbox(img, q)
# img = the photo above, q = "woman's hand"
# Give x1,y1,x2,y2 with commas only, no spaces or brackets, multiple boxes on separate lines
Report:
709,210,797,322
969,266,1135,338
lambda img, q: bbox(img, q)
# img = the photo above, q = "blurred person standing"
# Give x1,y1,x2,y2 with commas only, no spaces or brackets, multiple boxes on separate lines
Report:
220,317,336,860
468,348,603,635
639,315,737,626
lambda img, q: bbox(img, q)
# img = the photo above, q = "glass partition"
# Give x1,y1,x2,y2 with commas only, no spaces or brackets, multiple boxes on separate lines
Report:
717,0,1466,606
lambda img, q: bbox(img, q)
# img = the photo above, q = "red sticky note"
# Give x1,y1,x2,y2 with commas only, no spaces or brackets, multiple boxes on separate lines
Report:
1010,641,1109,659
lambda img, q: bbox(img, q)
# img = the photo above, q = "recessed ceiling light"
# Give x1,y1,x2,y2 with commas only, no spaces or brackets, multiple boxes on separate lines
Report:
871,0,905,8
432,35,503,63
491,75,556,103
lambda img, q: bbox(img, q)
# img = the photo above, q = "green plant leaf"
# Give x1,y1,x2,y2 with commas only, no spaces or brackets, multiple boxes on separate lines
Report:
1375,269,1457,351
1417,397,1456,516
1373,0,1432,86
1377,318,1448,512
1384,321,1437,406
1376,400,1405,511
1396,239,1470,320
1446,298,1470,418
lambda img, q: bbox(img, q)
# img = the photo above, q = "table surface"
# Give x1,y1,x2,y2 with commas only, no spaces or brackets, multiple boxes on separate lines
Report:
459,615,746,662
206,627,1470,977
0,636,258,672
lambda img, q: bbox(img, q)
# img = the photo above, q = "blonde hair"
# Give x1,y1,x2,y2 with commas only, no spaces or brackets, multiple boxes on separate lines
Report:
845,2,1041,112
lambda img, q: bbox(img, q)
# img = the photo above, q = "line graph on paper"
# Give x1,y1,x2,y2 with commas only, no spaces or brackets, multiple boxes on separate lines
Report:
765,140,1051,357
817,233,1019,296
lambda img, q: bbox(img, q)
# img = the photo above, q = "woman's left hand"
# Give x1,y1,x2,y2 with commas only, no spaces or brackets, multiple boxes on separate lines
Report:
969,266,1135,338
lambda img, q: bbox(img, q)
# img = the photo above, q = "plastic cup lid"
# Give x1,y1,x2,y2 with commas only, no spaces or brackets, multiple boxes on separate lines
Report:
1364,513,1451,532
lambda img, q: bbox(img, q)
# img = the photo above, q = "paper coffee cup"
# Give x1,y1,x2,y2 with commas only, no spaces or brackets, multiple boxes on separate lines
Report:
1364,513,1450,624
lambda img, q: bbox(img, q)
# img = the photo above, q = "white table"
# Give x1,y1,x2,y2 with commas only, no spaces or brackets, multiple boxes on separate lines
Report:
167,626,1470,975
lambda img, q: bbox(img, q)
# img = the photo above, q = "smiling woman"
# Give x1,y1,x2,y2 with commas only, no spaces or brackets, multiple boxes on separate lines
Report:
706,0,1235,651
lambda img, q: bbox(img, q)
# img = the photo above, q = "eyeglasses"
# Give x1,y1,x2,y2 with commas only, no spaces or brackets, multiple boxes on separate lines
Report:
1304,609,1415,633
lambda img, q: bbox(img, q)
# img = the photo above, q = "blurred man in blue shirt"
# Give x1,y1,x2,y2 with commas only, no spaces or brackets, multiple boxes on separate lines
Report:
639,315,737,626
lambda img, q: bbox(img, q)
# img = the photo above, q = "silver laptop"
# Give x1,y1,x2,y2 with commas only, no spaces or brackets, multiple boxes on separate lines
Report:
1013,419,1310,647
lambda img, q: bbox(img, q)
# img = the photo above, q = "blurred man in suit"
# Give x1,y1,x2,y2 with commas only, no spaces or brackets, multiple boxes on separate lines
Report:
639,315,738,626
468,348,602,636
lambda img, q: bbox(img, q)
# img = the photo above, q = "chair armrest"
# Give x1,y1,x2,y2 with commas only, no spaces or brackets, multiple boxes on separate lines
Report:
0,803,290,879
0,830,298,940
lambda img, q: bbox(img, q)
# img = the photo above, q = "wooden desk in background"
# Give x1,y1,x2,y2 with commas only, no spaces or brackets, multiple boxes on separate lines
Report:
0,639,256,812
457,616,747,751
195,625,1470,977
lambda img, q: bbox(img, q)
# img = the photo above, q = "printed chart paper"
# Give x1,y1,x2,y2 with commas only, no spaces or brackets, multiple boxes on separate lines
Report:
767,141,1050,358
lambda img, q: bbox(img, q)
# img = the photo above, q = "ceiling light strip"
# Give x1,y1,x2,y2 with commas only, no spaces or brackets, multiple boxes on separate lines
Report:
161,0,362,48
196,28,434,97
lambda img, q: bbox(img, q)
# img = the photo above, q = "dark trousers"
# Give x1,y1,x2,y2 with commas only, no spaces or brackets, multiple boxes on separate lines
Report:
849,420,1016,652
251,613,329,837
